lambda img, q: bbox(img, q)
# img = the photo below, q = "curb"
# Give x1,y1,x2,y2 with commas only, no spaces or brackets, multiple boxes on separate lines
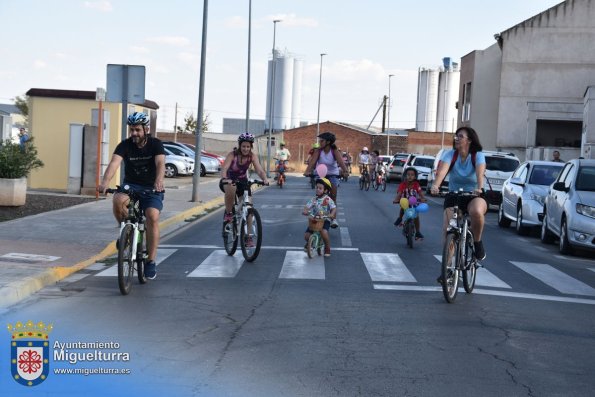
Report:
0,196,225,309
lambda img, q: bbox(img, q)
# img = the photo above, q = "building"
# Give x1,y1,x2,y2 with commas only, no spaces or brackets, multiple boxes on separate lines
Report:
459,0,595,160
222,117,266,135
26,88,158,193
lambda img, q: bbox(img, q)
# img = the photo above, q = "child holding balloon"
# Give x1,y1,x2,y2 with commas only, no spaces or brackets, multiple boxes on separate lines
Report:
302,177,337,257
393,167,428,239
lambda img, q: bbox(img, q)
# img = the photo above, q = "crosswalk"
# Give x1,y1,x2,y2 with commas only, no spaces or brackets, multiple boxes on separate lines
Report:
87,245,595,304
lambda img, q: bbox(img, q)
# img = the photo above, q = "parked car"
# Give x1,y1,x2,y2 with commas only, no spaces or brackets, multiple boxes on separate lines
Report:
386,153,409,182
163,143,221,176
403,154,435,186
541,158,595,254
483,151,521,205
498,161,564,235
164,150,194,178
426,148,449,195
163,141,226,166
377,155,392,167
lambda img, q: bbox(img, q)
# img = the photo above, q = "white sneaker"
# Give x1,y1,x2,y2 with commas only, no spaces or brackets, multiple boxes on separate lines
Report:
330,219,339,229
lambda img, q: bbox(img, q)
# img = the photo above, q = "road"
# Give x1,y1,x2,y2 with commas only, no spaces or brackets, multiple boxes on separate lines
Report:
2,176,594,397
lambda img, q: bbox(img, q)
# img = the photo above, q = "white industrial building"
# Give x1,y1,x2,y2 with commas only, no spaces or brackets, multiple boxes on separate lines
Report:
265,50,303,132
415,58,460,133
459,0,595,160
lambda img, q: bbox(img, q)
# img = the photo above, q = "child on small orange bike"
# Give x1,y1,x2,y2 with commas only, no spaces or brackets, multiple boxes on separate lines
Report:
393,167,427,240
302,177,337,257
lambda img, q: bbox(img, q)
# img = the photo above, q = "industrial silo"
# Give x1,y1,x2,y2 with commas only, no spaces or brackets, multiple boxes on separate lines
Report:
416,68,439,132
265,50,303,131
436,58,460,133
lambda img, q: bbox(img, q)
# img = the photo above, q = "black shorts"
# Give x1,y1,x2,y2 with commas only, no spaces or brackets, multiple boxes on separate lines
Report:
443,192,487,211
219,179,248,197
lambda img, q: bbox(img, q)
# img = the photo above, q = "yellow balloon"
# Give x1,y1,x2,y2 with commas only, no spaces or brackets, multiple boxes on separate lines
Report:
400,198,409,210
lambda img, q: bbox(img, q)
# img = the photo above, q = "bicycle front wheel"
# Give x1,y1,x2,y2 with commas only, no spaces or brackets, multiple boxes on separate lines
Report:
381,177,387,191
306,233,317,259
364,175,370,191
441,233,459,303
359,176,364,190
405,220,414,248
222,218,238,256
117,224,135,295
241,208,262,262
137,231,147,284
372,177,378,190
463,231,477,293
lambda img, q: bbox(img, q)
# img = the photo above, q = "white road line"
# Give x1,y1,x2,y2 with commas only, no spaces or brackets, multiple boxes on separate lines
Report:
96,249,177,277
555,255,595,263
187,250,244,278
372,284,595,305
160,244,358,251
340,227,352,247
279,251,325,280
433,255,511,288
361,253,416,283
590,268,595,273
1,253,60,262
510,261,595,296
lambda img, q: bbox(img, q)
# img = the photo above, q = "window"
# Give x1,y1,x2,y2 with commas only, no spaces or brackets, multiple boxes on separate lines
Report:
461,82,471,122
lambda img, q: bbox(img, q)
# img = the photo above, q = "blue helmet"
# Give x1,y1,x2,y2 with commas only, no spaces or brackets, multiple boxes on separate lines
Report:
127,112,150,126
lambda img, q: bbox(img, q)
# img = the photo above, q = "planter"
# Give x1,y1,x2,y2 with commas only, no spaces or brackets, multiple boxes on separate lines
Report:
0,177,27,206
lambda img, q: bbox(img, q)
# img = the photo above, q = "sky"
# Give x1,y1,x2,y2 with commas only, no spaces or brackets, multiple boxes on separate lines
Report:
2,0,563,133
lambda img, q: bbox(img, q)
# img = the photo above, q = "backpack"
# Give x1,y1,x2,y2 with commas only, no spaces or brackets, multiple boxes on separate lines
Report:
447,150,476,175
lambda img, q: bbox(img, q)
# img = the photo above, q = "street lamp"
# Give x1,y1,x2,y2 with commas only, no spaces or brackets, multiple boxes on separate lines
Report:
387,74,394,156
266,19,281,177
244,0,252,132
316,53,327,141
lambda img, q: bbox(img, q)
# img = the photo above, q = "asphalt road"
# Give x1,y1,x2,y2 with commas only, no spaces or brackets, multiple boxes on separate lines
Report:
2,176,594,397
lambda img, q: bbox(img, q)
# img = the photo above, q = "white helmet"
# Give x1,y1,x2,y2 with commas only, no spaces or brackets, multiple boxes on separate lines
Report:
362,146,369,152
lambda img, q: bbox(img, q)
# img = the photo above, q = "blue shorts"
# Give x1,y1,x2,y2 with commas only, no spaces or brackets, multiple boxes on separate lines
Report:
326,175,340,187
124,182,164,212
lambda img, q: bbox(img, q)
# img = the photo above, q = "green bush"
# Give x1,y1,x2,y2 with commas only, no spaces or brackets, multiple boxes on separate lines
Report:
0,138,44,179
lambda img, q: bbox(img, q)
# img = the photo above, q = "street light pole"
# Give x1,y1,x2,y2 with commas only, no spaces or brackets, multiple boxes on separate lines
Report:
244,0,252,132
387,74,394,156
192,0,208,202
266,19,281,178
316,53,327,141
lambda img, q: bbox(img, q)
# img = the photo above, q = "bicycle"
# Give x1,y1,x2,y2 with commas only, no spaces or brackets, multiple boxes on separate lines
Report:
305,216,329,258
401,207,418,248
222,179,265,262
274,158,286,188
373,168,387,191
440,190,479,303
359,167,370,191
106,185,160,295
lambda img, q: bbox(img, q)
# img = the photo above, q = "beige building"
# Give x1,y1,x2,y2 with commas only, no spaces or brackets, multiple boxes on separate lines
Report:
458,0,595,160
26,88,158,192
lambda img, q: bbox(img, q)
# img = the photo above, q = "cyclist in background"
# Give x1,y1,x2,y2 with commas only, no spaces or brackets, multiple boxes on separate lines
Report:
358,147,370,175
98,112,165,280
305,142,320,167
430,126,488,261
220,132,270,231
275,142,291,167
393,167,427,239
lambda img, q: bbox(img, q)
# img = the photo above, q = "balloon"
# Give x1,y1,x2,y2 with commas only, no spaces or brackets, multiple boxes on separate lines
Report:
399,198,409,210
408,196,417,206
416,203,429,213
316,163,328,178
404,208,417,220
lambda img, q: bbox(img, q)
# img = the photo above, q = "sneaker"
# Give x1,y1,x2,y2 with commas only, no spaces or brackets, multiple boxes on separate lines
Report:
394,217,402,227
303,243,308,252
330,219,339,229
145,260,157,280
415,231,424,240
474,241,486,261
245,235,255,248
436,275,444,284
324,248,331,257
223,211,233,223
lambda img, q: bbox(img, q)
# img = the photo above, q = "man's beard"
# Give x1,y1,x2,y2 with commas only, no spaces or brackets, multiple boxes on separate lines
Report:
132,135,147,146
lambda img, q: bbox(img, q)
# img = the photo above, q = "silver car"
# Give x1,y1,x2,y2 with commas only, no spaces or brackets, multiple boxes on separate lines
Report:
498,161,564,235
163,143,220,176
164,151,194,178
541,158,595,254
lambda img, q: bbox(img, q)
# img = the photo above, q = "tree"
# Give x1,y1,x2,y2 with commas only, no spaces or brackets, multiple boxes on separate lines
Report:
12,95,29,126
175,112,210,134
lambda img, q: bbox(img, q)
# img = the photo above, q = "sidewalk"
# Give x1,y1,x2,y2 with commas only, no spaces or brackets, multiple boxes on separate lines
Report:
0,177,225,309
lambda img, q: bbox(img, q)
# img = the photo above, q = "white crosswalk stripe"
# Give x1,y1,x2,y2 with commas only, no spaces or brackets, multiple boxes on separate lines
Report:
433,255,511,289
279,251,325,280
510,261,595,296
361,253,416,283
96,249,177,277
187,250,244,278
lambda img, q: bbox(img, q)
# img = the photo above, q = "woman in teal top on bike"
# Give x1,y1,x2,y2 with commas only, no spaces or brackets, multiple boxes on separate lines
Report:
430,126,488,261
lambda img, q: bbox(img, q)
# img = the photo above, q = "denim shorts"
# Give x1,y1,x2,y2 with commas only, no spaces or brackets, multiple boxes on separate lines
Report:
124,182,164,212
326,175,340,187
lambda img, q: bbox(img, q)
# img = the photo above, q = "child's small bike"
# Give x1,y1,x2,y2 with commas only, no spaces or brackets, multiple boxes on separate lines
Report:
306,217,328,258
401,207,418,248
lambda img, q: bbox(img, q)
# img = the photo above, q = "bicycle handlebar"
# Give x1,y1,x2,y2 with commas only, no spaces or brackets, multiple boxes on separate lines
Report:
104,185,165,195
221,179,266,187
